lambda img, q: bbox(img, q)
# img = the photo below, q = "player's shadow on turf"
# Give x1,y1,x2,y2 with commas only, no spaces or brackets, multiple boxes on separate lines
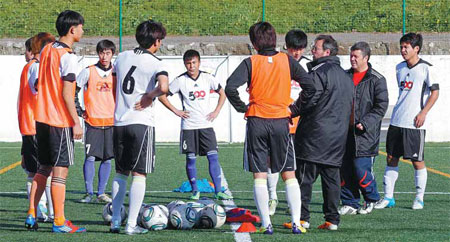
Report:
0,194,27,200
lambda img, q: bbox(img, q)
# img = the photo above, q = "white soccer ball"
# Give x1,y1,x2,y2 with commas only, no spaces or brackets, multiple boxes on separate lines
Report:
169,204,198,230
157,204,169,218
186,201,206,227
167,200,186,212
102,202,127,224
198,204,226,228
140,204,168,231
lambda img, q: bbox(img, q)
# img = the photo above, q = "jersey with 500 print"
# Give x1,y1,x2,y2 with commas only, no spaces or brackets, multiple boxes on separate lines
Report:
113,48,168,127
169,71,222,130
390,59,439,129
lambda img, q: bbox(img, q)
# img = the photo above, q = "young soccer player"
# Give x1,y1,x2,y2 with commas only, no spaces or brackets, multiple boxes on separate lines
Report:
110,20,169,235
226,22,315,235
76,40,116,204
158,49,232,201
267,29,310,216
19,36,52,223
25,10,86,233
375,33,439,210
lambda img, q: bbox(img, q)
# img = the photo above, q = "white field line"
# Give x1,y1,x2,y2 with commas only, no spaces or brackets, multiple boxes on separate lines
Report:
1,191,449,195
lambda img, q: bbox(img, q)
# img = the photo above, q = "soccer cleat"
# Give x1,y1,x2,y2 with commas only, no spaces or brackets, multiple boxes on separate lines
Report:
292,223,307,234
358,202,375,214
189,191,200,200
97,193,112,203
283,220,310,229
338,205,358,215
374,197,395,209
25,214,38,231
214,192,233,200
255,224,273,235
317,221,338,231
268,199,278,216
124,224,148,235
110,219,121,233
412,198,424,210
52,220,86,233
80,193,95,203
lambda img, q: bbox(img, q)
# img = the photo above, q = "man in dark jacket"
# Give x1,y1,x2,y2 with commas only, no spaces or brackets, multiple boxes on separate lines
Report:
339,42,388,216
288,35,353,231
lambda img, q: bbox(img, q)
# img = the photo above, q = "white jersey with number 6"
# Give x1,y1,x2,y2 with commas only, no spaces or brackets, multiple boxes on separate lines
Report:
113,48,168,127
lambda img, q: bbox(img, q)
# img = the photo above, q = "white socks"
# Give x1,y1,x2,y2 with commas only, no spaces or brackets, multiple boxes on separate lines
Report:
112,174,128,223
254,178,271,228
285,178,301,225
127,176,146,228
414,168,427,201
45,176,54,217
267,170,279,200
26,177,33,199
383,166,399,199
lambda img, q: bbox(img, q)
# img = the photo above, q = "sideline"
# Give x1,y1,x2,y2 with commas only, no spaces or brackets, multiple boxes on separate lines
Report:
0,161,21,175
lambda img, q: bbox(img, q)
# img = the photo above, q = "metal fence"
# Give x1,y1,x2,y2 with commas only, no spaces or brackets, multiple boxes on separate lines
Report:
0,0,448,39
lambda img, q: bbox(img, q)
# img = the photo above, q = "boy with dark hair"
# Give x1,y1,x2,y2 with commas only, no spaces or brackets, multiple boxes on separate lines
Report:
159,49,231,201
25,10,86,233
76,40,116,204
226,22,315,235
375,33,439,210
110,20,169,235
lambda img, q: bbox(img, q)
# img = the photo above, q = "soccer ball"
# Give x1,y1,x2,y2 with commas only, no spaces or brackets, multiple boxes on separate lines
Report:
102,202,127,224
186,201,206,227
169,204,198,230
197,197,216,207
157,204,169,218
140,204,168,231
167,200,186,212
198,204,226,228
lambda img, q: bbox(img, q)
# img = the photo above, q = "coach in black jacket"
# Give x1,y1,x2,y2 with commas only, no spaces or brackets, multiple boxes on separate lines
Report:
339,42,388,215
289,35,353,230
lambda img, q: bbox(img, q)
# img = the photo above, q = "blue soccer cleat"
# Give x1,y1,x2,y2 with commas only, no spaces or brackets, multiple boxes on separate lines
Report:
52,220,86,233
25,214,38,231
292,223,307,234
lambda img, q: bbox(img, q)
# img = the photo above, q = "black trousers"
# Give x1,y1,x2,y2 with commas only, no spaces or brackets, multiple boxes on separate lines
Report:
296,160,340,225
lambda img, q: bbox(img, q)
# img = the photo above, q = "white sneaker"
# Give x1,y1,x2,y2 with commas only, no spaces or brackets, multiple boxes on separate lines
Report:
412,198,424,210
268,199,278,216
358,202,375,215
374,197,395,209
338,205,357,215
124,224,148,235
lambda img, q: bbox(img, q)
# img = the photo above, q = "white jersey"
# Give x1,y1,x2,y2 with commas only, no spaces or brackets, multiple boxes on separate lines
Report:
169,71,222,130
390,59,439,129
113,48,168,127
290,56,310,100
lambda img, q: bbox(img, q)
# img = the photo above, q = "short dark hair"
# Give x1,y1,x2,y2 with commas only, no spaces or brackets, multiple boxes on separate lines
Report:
56,10,84,37
183,49,200,62
96,39,116,54
136,20,166,49
249,22,276,51
32,32,56,54
315,35,338,56
350,41,371,61
285,29,307,49
400,32,423,54
25,38,32,52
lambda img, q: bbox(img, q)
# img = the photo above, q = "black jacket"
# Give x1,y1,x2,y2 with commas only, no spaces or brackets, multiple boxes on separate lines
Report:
347,63,389,157
290,56,353,167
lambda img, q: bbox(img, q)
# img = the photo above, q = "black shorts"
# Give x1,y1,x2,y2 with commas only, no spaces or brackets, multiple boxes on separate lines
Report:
35,122,74,167
244,117,295,173
21,135,39,173
180,128,218,156
84,122,114,161
386,125,425,161
114,124,155,174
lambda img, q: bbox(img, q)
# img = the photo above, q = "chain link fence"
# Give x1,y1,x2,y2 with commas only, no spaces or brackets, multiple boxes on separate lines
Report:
0,0,448,38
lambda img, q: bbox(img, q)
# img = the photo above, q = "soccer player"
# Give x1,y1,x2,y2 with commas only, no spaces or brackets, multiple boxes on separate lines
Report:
289,35,353,231
375,33,439,210
158,49,232,201
338,42,388,215
226,22,315,235
76,40,116,204
25,10,86,233
267,29,311,216
110,20,169,235
19,36,53,223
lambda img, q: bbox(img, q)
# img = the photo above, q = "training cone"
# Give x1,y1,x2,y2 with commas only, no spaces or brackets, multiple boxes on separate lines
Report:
237,222,256,233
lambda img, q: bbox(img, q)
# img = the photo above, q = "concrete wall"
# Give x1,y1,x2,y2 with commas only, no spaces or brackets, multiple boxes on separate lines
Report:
1,55,448,142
